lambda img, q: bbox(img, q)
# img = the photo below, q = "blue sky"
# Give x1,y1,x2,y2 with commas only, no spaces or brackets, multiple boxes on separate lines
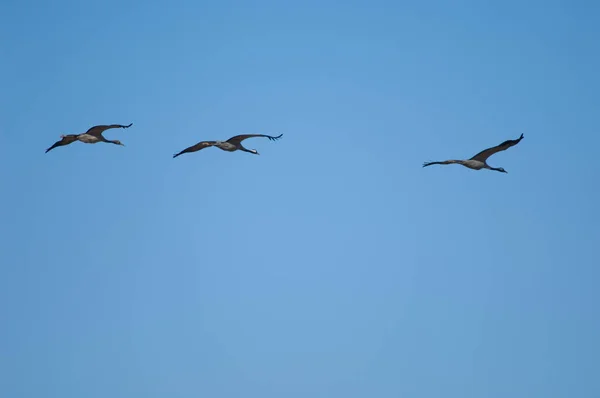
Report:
1,0,599,397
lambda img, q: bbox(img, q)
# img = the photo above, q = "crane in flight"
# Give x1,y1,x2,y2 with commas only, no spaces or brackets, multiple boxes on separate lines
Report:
423,133,524,173
45,123,133,153
173,133,283,158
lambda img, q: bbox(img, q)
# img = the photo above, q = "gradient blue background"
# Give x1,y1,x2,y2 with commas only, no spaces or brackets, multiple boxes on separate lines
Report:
1,0,599,397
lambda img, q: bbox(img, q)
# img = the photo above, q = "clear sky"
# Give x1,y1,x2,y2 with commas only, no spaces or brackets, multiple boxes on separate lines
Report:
1,0,599,397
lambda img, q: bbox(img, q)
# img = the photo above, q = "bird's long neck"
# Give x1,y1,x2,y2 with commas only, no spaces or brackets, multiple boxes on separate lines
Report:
239,146,258,154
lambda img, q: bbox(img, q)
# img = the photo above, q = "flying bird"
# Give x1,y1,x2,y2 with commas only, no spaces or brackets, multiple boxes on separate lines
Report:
423,133,524,173
45,123,133,153
173,133,283,158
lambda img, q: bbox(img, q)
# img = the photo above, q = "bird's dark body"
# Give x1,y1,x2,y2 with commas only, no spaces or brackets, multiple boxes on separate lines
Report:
215,141,238,151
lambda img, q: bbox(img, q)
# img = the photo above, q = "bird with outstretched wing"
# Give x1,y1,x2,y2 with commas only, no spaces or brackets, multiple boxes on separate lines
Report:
173,133,283,158
45,123,133,153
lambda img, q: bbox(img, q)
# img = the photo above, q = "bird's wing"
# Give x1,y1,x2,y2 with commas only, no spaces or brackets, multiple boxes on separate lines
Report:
85,123,133,137
45,135,79,153
173,141,216,158
470,133,524,162
226,133,283,146
423,160,461,167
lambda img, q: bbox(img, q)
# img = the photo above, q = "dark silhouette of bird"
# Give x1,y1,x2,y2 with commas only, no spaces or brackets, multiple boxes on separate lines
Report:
173,133,283,158
423,133,524,173
45,123,133,153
